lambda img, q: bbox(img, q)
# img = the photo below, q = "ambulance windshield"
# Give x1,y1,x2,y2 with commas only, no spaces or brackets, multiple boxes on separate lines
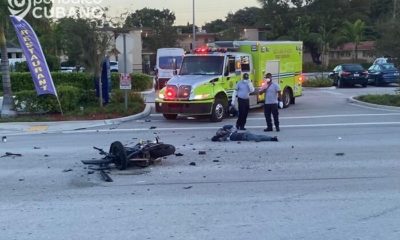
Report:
180,56,224,75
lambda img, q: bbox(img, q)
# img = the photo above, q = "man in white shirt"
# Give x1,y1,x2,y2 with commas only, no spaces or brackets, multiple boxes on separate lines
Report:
260,73,282,132
231,73,255,130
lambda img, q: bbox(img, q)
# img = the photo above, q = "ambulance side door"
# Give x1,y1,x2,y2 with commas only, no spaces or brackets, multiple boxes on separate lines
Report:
224,56,240,101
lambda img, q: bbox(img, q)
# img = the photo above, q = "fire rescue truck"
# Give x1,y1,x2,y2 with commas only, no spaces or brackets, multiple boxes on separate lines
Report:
155,41,303,122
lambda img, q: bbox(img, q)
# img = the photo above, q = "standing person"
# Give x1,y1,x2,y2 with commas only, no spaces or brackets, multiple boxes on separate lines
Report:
231,73,255,130
260,73,283,132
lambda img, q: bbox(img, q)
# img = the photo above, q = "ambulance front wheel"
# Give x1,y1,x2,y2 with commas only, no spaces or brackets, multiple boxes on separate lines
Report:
163,114,178,120
210,98,226,122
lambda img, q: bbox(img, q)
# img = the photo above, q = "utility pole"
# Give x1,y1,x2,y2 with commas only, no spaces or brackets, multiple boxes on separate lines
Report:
192,0,196,50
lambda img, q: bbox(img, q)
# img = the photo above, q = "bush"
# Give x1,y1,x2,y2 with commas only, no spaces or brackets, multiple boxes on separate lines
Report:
0,72,153,92
57,85,84,111
302,76,333,87
356,94,400,107
111,89,144,105
13,61,29,72
14,85,84,113
14,90,58,113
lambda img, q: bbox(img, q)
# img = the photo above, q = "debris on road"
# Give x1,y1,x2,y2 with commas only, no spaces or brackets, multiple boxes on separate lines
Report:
183,186,193,190
189,162,196,166
335,153,345,156
1,152,22,158
198,151,206,155
213,160,220,163
149,126,157,129
99,170,113,182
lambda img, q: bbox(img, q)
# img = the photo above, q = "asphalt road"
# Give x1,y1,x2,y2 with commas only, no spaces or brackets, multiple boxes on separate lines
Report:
1,85,400,240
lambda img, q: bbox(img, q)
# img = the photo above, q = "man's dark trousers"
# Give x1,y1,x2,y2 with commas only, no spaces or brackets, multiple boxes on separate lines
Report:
264,103,279,129
236,98,249,129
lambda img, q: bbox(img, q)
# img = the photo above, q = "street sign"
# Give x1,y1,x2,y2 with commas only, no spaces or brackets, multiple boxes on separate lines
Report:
119,73,132,90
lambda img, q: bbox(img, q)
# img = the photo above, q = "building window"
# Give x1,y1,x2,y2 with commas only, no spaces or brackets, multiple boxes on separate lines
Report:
8,53,12,58
363,51,373,58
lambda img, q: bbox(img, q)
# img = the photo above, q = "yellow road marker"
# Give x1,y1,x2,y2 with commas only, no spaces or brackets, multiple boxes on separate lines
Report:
28,126,48,132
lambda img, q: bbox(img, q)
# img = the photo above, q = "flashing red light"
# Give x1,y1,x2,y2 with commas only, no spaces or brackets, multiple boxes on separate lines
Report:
165,86,177,99
194,47,228,54
194,47,209,54
298,75,303,83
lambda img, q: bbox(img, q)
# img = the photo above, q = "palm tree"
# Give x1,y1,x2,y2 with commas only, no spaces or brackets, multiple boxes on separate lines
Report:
308,24,337,68
0,6,16,117
340,19,366,61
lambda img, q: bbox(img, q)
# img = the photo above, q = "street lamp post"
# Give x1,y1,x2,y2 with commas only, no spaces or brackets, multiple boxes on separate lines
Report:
192,0,196,50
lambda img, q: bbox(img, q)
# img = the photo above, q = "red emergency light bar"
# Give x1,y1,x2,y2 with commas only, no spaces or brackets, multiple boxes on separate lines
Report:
193,47,227,54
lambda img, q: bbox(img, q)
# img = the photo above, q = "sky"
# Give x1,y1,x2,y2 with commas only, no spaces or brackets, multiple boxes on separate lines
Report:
55,0,261,26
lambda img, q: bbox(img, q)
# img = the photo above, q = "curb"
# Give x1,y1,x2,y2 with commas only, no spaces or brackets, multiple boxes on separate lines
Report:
303,86,336,90
103,104,152,125
348,96,400,111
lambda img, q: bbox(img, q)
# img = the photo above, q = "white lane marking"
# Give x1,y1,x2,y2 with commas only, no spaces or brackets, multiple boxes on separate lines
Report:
150,113,400,121
274,112,400,120
63,122,400,134
320,90,345,96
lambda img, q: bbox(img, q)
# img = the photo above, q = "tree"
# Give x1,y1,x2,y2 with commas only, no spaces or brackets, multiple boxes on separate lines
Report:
56,17,113,106
375,19,400,66
0,0,16,117
309,25,338,67
256,0,290,39
124,8,178,52
340,19,366,61
203,19,228,34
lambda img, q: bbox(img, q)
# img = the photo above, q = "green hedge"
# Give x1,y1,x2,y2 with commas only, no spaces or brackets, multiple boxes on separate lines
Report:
0,72,153,92
14,85,86,113
302,76,333,87
13,84,147,114
356,94,400,107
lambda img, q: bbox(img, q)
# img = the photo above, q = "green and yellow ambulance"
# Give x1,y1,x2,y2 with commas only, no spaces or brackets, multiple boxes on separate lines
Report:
155,41,303,121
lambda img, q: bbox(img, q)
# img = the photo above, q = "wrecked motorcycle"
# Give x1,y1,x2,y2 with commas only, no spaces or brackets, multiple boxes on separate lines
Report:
82,139,175,181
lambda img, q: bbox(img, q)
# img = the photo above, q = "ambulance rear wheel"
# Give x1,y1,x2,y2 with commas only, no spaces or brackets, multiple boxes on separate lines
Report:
163,114,177,120
282,88,292,108
210,98,226,122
